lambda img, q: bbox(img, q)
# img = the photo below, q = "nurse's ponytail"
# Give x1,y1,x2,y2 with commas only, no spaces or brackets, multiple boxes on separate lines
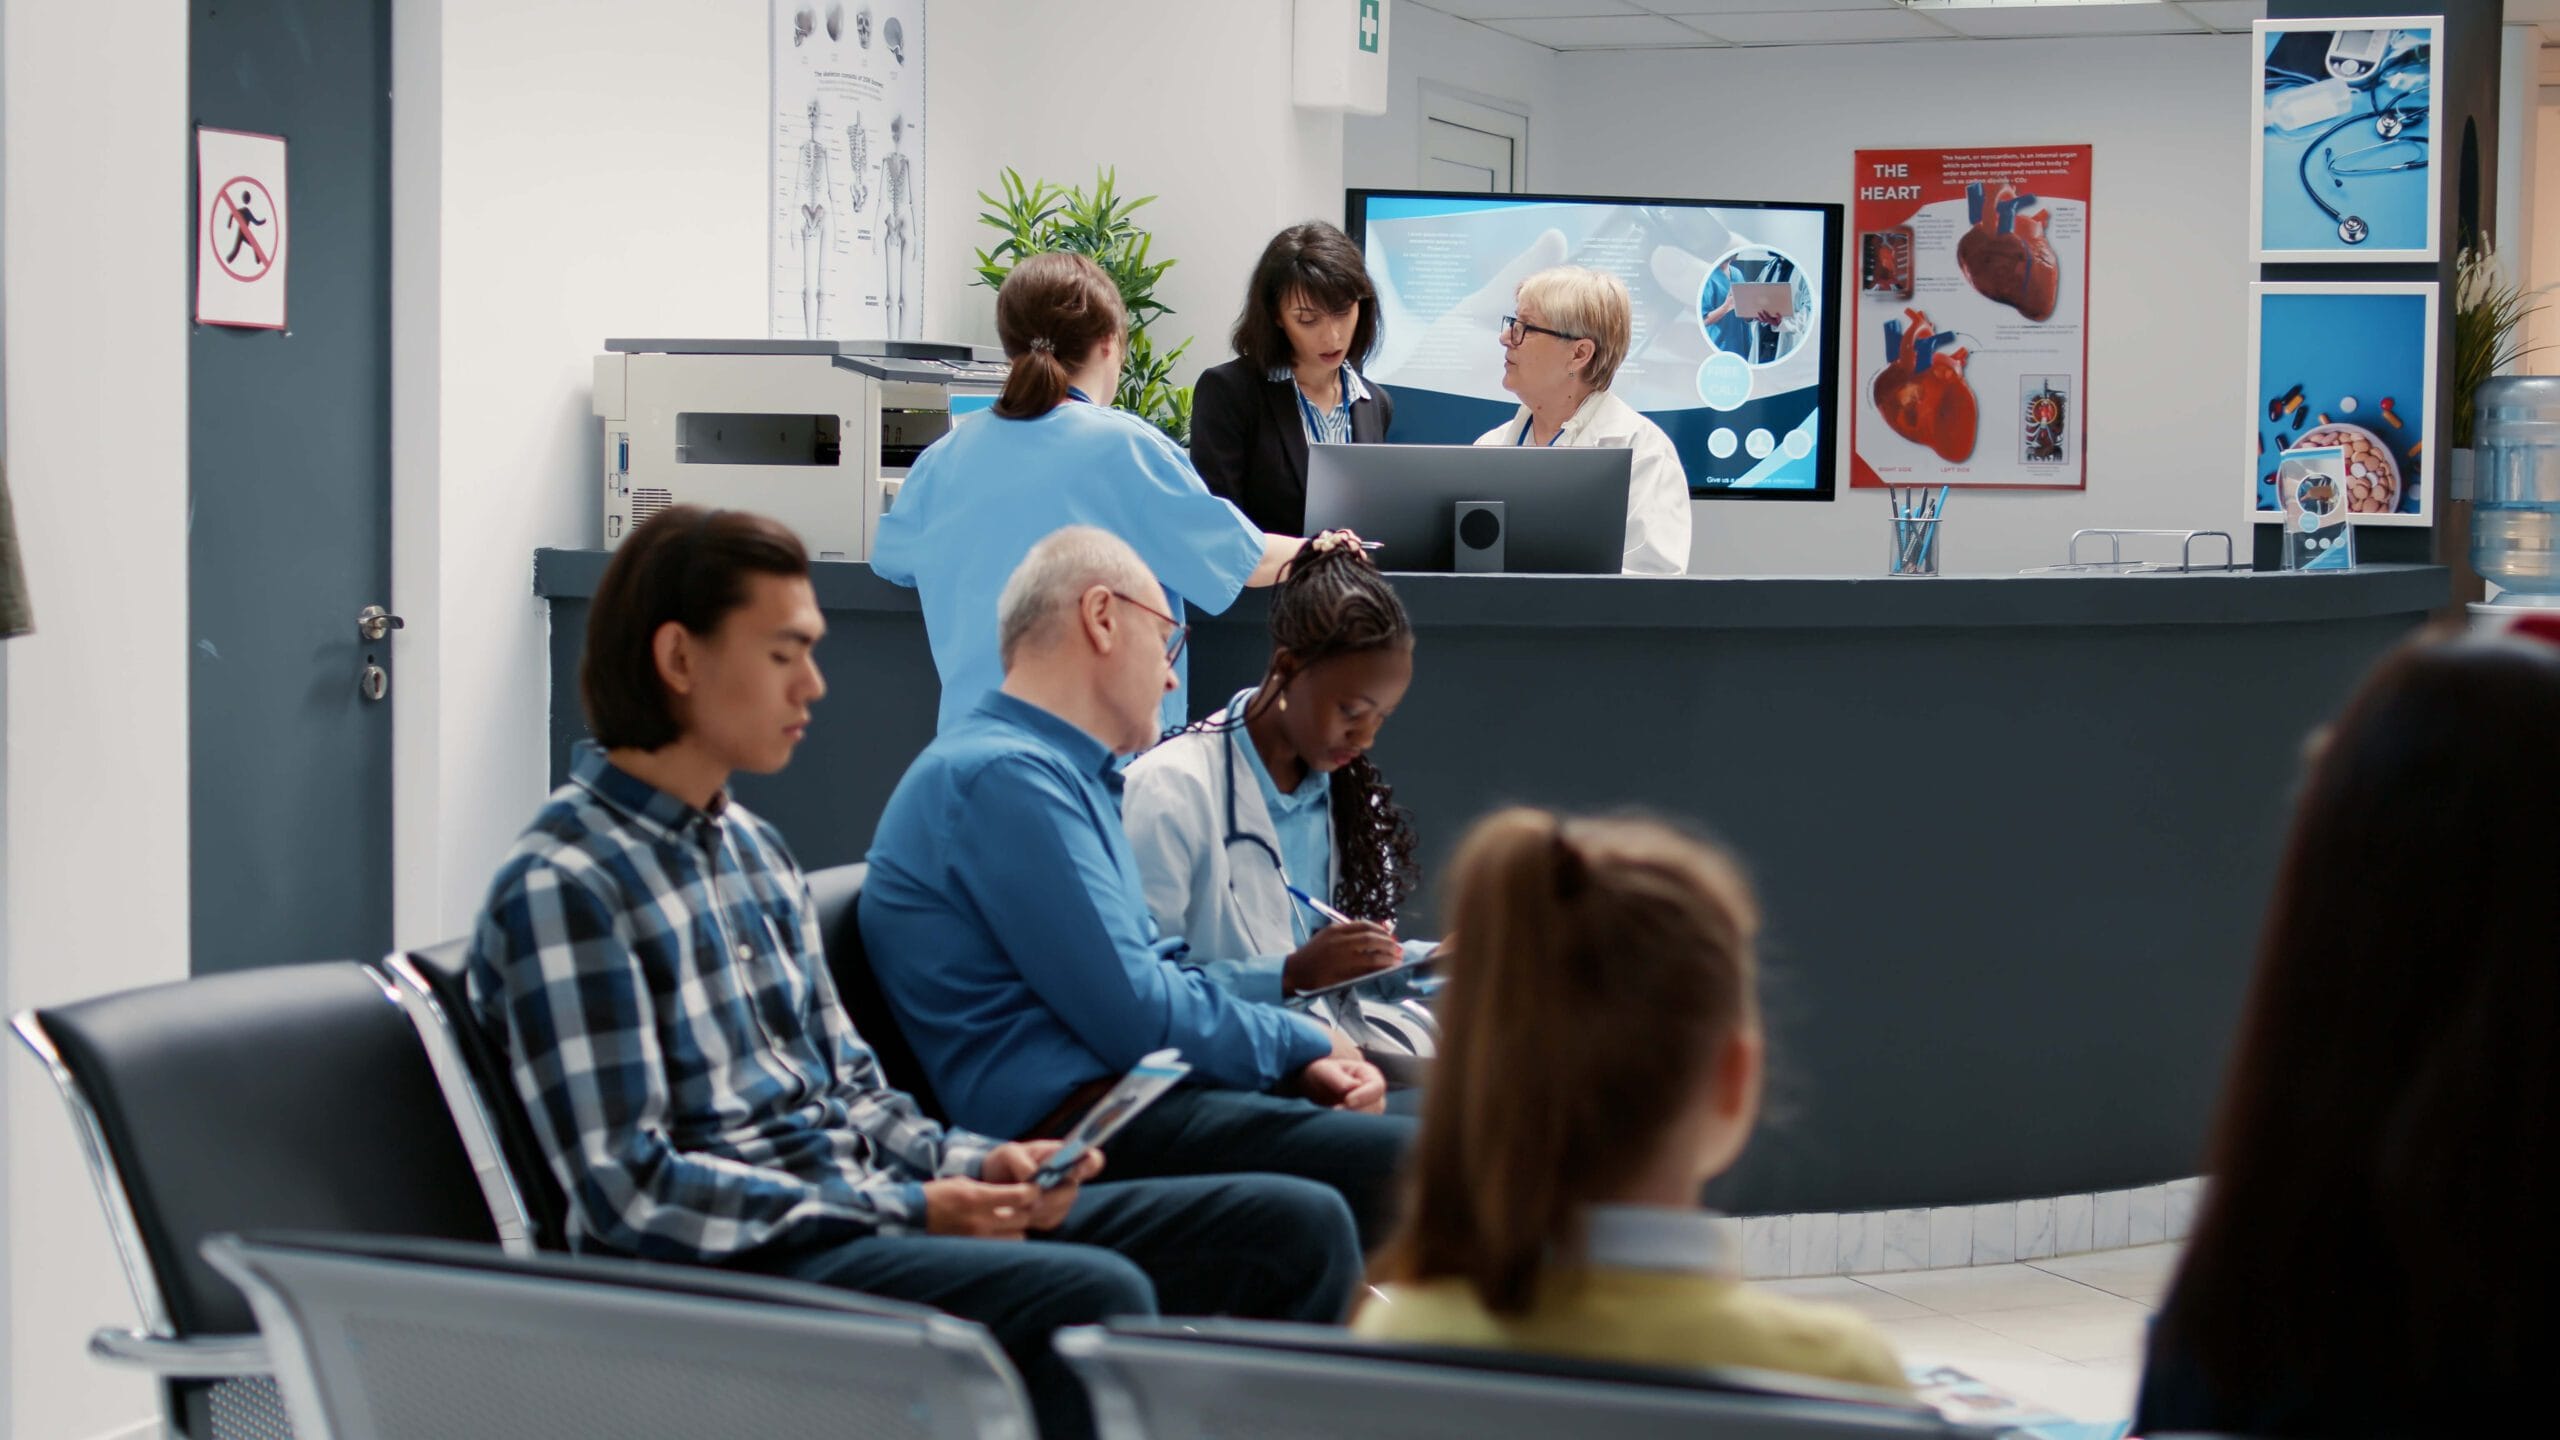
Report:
993,252,1128,419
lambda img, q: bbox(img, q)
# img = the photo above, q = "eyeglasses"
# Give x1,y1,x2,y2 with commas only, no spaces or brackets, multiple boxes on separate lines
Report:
1109,590,1189,664
1500,315,1582,347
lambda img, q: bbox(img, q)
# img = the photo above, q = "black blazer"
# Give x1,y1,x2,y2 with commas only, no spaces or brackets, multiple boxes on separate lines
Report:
1190,357,1395,535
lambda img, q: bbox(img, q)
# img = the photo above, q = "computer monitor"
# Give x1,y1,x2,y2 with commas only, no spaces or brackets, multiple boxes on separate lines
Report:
1346,188,1845,502
1304,442,1632,575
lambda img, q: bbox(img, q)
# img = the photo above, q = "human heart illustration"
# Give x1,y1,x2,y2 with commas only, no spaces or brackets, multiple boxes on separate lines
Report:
1873,310,1977,464
1956,181,2059,323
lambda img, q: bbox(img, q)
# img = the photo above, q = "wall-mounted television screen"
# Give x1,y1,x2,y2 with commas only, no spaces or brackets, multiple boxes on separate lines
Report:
1346,188,1844,500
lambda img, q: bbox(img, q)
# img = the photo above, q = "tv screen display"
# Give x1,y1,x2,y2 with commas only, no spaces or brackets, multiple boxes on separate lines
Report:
1346,189,1844,499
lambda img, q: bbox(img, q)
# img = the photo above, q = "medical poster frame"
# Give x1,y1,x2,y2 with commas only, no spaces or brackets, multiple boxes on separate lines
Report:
2248,16,2444,265
2245,280,2439,529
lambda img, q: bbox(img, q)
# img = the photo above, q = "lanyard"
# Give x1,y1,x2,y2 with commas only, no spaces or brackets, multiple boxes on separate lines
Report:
1515,417,1565,447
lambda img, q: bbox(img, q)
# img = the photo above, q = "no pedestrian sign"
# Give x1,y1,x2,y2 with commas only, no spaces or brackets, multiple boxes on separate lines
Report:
197,127,289,330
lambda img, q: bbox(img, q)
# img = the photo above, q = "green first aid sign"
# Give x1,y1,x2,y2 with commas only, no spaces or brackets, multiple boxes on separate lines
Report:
1359,0,1380,53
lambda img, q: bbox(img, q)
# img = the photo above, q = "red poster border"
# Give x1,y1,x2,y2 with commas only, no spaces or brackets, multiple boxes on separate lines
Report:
1849,143,2090,492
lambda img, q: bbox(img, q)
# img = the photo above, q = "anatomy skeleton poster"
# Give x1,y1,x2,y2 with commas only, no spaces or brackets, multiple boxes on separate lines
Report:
1850,145,2091,490
772,0,924,340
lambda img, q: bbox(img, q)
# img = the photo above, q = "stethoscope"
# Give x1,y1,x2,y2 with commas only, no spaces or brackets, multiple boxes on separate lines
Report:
2290,53,2430,246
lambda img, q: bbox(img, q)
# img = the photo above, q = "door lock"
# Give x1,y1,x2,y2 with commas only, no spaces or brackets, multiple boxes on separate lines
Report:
360,664,390,702
357,605,406,643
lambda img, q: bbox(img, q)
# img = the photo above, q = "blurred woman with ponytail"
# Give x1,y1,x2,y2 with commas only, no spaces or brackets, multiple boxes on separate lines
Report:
873,251,1326,733
1355,809,1908,1393
1124,534,1428,1005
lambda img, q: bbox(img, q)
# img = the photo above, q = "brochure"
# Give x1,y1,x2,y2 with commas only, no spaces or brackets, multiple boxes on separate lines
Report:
1033,1048,1190,1190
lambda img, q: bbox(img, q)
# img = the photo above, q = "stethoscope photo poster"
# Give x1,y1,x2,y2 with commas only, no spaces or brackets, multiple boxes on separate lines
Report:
2251,17,2443,263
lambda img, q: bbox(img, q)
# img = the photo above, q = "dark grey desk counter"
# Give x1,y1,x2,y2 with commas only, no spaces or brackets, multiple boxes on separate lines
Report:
536,552,2446,1217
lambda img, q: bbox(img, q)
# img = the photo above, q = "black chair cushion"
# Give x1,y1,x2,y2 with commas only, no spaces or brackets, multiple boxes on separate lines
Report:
401,939,573,1253
807,863,947,1123
33,962,498,1336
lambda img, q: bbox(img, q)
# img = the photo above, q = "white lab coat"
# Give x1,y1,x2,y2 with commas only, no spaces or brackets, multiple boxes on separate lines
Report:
1476,389,1693,577
1122,707,1330,1006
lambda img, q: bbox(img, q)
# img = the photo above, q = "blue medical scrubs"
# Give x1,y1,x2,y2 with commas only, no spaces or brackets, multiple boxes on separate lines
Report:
872,393,1267,733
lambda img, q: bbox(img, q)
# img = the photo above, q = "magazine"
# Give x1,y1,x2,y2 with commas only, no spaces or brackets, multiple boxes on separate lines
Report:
1907,1364,2130,1440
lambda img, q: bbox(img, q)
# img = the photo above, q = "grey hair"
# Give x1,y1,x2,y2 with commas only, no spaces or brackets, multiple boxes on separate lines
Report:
997,525,1159,669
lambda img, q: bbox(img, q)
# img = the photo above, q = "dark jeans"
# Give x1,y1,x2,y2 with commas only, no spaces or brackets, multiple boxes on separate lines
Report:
1092,1086,1418,1251
728,1173,1358,1440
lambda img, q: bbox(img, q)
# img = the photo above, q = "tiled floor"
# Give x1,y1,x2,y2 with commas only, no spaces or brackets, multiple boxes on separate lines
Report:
1762,1241,2181,1423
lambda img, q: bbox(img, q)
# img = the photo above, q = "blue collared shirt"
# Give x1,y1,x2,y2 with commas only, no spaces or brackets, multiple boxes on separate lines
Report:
860,691,1334,1139
467,742,997,1261
1229,694,1333,948
871,395,1267,734
1267,363,1370,448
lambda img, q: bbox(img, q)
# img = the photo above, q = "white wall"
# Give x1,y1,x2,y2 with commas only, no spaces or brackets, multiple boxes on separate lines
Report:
1346,1,1559,193
926,3,1346,385
1,1,193,1437
1543,35,2254,576
395,0,771,942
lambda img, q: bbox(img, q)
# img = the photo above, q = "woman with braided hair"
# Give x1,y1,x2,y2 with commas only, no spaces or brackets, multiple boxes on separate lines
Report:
1123,534,1432,1008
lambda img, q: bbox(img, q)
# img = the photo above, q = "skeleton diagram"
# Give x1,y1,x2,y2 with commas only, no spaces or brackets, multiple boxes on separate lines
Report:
795,97,833,337
877,113,915,340
844,114,871,214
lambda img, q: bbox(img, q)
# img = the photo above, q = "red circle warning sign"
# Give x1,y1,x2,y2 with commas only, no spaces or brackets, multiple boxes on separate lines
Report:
210,175,279,283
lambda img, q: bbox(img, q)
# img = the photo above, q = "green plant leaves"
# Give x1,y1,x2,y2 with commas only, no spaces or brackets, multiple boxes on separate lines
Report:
973,166,1196,444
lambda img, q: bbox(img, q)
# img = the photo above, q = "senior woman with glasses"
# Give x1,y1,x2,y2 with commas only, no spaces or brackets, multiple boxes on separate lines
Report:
1476,265,1691,576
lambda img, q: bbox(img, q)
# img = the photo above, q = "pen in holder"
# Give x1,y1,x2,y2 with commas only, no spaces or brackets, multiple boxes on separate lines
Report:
1888,486,1949,577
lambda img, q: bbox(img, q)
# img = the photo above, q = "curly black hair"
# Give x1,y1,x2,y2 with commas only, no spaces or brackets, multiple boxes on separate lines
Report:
1170,542,1421,923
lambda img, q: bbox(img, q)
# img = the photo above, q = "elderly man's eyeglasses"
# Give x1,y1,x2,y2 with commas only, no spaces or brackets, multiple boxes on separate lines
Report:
1500,315,1581,347
1109,590,1189,664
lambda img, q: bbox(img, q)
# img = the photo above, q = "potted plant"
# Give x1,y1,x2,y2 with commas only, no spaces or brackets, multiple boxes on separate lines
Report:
2450,244,2551,495
974,168,1194,445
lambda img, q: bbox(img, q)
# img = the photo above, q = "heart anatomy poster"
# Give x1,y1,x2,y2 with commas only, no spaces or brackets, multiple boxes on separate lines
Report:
1850,145,2091,490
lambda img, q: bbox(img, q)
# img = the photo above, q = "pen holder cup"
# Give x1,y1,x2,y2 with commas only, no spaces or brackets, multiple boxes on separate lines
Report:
1890,516,1942,577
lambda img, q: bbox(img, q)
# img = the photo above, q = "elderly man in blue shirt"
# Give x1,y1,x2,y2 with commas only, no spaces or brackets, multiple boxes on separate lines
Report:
863,526,1416,1248
470,506,1360,1440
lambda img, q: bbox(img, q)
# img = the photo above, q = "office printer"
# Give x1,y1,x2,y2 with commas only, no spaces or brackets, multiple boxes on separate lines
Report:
595,339,1010,560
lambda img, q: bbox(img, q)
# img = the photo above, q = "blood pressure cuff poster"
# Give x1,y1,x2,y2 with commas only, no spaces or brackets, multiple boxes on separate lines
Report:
1850,145,2091,490
1358,194,1834,493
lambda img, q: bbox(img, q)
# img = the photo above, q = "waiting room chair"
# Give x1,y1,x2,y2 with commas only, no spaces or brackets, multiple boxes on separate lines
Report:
205,1230,1036,1440
808,861,949,1121
10,962,504,1440
379,939,569,1254
1054,1319,1970,1440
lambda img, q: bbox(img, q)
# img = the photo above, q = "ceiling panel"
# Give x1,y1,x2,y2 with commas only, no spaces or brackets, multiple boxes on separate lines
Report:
1674,8,1957,44
2175,0,2265,30
1420,0,1644,20
1921,5,2211,39
1487,12,1726,46
1631,0,1902,13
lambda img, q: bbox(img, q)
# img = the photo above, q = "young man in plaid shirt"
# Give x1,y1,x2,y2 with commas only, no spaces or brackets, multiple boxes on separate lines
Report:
469,506,1360,1440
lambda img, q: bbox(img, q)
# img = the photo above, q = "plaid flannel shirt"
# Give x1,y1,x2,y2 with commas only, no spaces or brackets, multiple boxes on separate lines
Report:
468,742,997,1261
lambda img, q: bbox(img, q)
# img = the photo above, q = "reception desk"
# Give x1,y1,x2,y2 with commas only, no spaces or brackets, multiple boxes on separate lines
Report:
535,551,2446,1218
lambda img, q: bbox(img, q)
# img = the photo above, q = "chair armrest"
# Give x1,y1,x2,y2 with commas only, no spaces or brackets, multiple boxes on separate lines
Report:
87,1328,268,1377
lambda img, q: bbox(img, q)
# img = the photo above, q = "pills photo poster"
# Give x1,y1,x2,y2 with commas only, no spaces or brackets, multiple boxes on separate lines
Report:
2247,282,2439,528
1850,145,2092,490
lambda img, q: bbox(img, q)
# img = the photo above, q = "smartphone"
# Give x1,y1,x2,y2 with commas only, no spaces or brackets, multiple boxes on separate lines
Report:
1033,1048,1191,1190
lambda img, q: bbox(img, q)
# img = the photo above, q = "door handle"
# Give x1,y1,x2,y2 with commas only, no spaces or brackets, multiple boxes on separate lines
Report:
357,605,405,642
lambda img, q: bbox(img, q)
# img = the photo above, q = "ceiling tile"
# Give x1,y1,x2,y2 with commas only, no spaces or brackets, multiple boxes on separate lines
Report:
1423,0,1638,18
1417,0,1644,20
1921,4,2210,39
1633,0,1901,12
1487,12,1726,45
1674,8,1956,44
2174,0,2265,30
